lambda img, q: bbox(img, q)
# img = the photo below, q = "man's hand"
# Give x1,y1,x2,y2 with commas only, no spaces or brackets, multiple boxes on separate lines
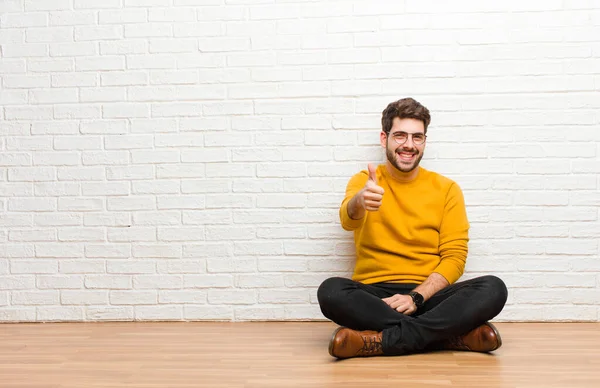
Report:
382,294,417,315
361,164,384,211
348,164,385,219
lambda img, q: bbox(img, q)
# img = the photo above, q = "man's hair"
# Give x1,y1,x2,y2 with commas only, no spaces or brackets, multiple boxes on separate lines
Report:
381,98,431,134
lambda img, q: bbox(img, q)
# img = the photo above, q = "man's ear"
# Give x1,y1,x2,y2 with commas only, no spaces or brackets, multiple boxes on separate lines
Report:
380,131,387,148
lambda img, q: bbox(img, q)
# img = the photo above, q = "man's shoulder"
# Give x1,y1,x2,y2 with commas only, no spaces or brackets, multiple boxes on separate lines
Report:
421,168,461,191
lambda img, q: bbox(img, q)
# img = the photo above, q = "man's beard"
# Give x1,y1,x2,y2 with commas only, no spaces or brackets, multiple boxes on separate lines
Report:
386,142,423,173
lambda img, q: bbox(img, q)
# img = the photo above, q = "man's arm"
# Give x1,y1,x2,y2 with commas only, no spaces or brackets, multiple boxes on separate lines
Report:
433,182,470,283
382,273,448,315
340,164,384,229
412,272,448,300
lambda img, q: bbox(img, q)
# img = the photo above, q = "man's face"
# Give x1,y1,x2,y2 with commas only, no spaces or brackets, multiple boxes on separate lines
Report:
380,117,426,173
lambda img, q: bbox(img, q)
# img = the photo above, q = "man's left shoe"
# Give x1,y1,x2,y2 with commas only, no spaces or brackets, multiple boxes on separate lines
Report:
442,322,502,353
328,327,384,359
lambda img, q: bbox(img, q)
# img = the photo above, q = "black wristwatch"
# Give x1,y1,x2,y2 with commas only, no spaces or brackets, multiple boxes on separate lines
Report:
409,291,425,310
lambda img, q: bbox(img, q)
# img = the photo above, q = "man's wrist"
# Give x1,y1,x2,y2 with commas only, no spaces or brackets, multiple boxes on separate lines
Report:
408,291,425,309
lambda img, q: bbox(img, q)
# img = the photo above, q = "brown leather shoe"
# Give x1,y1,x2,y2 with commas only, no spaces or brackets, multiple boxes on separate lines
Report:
443,322,502,352
328,327,384,359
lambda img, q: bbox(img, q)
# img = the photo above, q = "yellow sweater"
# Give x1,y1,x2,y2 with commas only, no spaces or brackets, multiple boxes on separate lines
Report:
339,165,469,285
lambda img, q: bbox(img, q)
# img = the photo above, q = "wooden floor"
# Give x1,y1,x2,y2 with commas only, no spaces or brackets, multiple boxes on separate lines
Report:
0,322,599,388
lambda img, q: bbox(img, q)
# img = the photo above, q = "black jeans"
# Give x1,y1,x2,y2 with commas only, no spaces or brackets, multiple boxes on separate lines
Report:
317,275,508,356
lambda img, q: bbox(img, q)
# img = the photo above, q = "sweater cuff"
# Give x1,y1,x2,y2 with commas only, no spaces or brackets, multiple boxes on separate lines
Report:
339,199,364,231
434,261,462,284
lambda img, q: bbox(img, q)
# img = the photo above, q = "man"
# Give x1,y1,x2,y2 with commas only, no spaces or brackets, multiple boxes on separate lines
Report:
317,97,508,359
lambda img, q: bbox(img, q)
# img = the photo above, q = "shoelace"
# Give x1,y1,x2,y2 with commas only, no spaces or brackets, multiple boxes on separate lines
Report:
358,335,383,355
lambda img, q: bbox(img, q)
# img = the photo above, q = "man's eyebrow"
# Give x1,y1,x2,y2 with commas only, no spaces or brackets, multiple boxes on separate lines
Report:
390,130,425,134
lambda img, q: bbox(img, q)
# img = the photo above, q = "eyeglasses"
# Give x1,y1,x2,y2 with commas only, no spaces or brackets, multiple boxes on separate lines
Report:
389,131,427,146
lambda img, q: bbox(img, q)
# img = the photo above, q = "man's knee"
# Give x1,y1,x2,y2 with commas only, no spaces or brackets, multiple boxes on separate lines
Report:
480,275,508,307
317,276,353,308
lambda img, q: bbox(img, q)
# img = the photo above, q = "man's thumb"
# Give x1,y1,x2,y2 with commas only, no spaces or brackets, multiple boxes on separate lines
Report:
368,163,378,183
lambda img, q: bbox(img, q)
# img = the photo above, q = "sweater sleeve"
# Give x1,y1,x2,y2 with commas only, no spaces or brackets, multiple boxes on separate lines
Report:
339,171,369,231
434,182,470,284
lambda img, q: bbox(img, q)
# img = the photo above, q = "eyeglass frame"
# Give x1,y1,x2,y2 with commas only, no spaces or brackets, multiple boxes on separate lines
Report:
387,131,427,146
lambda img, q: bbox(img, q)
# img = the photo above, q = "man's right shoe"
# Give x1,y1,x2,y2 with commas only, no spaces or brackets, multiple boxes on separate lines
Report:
442,322,502,353
328,327,384,359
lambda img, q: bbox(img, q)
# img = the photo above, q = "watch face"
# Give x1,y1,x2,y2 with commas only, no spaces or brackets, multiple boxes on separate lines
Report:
410,292,424,307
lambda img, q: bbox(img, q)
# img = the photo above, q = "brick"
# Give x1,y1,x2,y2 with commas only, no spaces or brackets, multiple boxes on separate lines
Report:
86,307,134,321
2,13,47,28
84,213,131,227
58,227,104,242
184,275,233,288
157,260,206,274
156,227,203,242
54,104,102,119
124,214,172,235
0,308,35,322
159,290,206,304
182,210,231,225
110,291,157,305
31,121,78,134
133,275,182,289
12,291,59,305
52,72,97,87
61,290,108,305
85,275,131,289
103,103,150,119
9,229,56,242
33,152,81,166
131,118,177,133
35,213,82,226
76,57,125,71
85,243,131,258
50,11,96,26
74,0,121,8
159,165,206,179
26,27,72,43
37,307,84,322
149,38,197,53
57,167,105,181
9,197,56,211
208,290,256,305
50,42,97,56
107,227,156,242
107,260,155,274
58,198,103,212
75,26,122,41
11,260,57,274
81,182,130,196
5,106,53,120
132,243,181,258
100,40,147,55
82,151,129,165
234,306,284,321
150,70,198,85
59,260,105,274
101,71,148,86
37,275,84,289
135,306,182,320
127,54,176,69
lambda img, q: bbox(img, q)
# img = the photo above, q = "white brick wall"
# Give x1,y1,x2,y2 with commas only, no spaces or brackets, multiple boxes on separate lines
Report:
1,1,599,323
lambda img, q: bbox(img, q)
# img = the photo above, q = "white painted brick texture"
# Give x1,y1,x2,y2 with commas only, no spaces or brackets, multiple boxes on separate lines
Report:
0,1,599,323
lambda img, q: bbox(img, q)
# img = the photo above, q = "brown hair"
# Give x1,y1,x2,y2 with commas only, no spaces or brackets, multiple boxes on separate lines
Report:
381,98,431,134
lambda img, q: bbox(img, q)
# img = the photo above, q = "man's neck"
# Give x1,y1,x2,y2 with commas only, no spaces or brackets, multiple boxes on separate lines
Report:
385,162,420,182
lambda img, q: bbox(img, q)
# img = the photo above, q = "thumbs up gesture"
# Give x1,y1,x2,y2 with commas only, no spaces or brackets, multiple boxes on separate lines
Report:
360,164,384,212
